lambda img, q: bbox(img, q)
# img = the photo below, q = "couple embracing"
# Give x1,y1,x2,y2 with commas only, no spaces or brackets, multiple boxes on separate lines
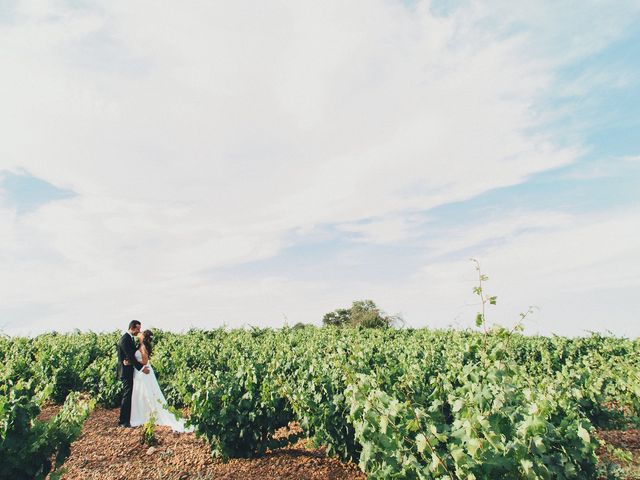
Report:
116,320,192,432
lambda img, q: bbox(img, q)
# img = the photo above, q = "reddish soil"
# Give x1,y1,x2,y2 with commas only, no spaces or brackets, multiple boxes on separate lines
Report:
46,407,366,480
599,429,640,452
38,403,62,423
597,429,640,479
40,405,640,479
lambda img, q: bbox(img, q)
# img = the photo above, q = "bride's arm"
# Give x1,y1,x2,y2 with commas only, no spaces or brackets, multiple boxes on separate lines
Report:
139,345,149,365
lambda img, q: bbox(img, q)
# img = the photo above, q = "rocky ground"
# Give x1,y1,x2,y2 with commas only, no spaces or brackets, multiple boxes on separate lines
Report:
42,406,366,480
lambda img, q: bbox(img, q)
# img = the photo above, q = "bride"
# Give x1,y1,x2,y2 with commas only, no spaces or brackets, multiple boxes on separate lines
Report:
129,329,193,432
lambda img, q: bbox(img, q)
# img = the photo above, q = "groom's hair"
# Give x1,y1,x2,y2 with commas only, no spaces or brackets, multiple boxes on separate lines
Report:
128,320,141,330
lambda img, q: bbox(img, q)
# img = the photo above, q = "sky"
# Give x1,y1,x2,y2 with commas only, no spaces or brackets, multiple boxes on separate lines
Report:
1,0,639,337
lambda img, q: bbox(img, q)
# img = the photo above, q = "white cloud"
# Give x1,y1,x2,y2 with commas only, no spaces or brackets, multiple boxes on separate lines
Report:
0,0,638,335
337,214,427,245
377,207,640,336
559,155,640,180
421,211,575,258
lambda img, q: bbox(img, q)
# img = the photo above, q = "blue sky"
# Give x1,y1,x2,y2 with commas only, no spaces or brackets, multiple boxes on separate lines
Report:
0,0,639,336
0,169,75,213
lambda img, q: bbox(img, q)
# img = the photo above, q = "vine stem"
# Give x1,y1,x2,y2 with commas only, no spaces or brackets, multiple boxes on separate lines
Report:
474,259,488,335
409,401,459,480
362,391,459,480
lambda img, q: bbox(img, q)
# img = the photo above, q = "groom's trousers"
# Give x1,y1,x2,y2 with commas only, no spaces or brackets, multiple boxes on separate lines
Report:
119,372,134,425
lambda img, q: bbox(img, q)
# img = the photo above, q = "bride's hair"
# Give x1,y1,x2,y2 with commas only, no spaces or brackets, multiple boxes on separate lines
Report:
142,329,153,357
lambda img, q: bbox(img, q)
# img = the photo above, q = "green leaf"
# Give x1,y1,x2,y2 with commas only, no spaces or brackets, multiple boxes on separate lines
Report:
416,433,428,453
450,447,465,463
467,438,482,456
577,424,590,444
520,459,534,477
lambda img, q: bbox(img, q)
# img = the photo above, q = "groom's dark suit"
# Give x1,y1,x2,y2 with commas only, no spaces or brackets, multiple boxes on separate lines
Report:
117,332,144,426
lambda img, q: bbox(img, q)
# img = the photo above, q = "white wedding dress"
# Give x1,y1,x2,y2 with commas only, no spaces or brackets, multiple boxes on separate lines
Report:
130,350,193,432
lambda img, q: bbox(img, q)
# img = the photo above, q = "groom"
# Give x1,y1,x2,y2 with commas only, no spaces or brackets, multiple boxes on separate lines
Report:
116,320,150,427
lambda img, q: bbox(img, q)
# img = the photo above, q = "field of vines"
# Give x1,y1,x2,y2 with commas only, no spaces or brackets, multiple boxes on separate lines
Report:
2,326,639,479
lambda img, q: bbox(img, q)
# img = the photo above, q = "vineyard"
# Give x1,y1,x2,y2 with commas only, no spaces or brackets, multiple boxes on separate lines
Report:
1,326,640,479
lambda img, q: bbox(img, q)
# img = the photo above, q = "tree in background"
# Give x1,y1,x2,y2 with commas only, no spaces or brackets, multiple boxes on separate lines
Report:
322,307,351,327
322,300,399,328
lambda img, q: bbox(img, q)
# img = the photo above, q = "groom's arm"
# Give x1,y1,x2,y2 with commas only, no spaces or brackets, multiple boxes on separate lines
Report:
121,335,144,371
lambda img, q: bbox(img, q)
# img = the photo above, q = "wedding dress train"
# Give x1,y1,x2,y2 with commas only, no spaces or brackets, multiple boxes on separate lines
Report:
130,350,193,432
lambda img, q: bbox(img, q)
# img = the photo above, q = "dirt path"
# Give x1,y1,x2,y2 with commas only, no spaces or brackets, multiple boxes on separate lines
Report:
43,405,640,479
50,407,366,480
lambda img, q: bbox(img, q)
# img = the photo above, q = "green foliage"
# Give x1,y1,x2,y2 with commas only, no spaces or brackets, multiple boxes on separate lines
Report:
177,330,295,459
347,339,600,479
272,329,360,461
81,355,122,408
322,307,351,327
322,299,398,328
1,325,639,479
44,392,95,467
0,381,93,480
31,332,97,403
292,322,313,329
141,412,157,447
